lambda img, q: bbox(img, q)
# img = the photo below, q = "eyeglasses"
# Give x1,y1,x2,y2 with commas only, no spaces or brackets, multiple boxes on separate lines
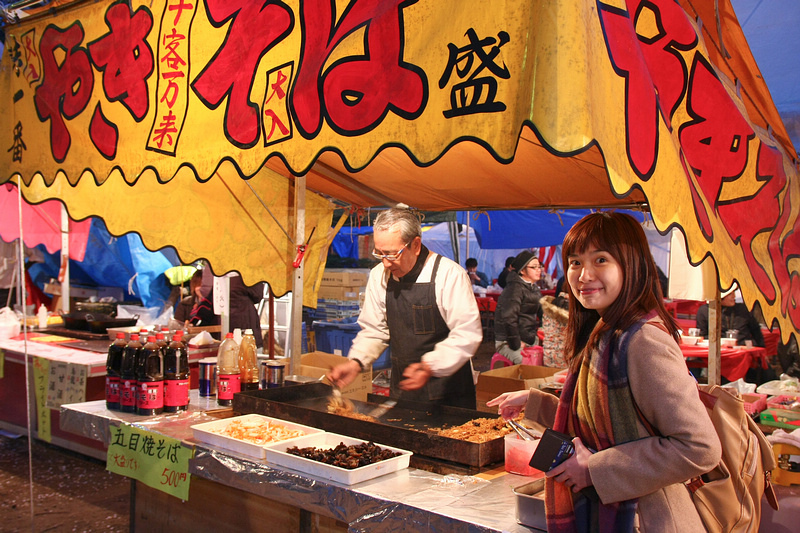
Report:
527,264,543,270
372,242,409,261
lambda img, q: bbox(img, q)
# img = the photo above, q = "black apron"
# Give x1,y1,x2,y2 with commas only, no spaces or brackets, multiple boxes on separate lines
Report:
386,254,476,409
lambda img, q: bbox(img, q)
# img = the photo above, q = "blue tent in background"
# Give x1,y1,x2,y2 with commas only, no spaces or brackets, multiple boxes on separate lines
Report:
457,210,649,249
28,219,180,309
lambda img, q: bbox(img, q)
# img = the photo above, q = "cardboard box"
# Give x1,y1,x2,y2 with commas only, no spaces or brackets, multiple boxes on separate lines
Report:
321,269,369,287
297,351,372,402
317,285,363,300
475,365,560,413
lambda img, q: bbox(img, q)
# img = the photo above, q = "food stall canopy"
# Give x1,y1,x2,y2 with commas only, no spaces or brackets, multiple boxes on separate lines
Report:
1,0,799,337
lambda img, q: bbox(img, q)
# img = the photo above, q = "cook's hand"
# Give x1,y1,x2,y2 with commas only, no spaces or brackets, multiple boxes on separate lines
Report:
399,362,432,390
486,390,529,419
546,438,593,493
326,360,361,389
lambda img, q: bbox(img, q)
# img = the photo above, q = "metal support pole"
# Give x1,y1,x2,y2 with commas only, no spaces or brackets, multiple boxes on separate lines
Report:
290,176,306,375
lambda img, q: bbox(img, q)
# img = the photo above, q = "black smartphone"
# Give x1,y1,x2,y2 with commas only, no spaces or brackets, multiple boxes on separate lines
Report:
528,428,575,472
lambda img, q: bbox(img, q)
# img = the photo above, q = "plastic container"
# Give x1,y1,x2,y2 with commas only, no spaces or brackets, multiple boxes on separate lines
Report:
504,433,543,476
263,432,412,485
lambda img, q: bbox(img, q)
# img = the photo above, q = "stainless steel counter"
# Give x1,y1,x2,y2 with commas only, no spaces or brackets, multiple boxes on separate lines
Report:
60,393,542,532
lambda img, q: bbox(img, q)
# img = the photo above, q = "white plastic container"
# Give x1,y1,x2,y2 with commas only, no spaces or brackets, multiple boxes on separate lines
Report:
191,414,323,459
264,432,412,485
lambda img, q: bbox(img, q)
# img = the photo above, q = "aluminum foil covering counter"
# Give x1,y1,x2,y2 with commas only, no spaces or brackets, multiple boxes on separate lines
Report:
60,393,542,532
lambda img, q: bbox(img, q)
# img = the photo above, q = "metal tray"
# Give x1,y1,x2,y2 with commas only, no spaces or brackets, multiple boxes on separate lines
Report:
233,383,505,468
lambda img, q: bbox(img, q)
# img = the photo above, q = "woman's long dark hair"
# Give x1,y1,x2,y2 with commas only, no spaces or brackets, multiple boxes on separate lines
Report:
562,212,680,365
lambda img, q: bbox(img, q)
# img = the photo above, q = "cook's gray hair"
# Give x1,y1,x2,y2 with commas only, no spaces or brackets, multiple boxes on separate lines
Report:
373,208,422,243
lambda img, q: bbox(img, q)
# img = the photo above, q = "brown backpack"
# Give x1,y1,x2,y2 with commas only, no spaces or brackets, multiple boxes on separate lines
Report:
687,385,779,532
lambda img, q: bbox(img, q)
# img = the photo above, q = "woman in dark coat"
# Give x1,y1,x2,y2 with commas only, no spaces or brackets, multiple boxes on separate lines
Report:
494,251,543,363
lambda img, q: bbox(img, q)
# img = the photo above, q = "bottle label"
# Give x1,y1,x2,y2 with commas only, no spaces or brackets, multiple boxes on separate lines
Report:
217,374,241,401
121,379,137,408
164,379,189,407
106,376,120,404
138,381,164,409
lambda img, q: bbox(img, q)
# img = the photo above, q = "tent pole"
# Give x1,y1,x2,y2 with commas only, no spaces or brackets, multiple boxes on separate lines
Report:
464,211,470,264
61,205,70,313
708,288,722,386
290,176,306,376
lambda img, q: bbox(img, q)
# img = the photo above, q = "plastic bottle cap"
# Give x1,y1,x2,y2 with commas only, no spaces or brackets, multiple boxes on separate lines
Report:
225,332,234,338
116,332,125,339
148,336,157,342
244,329,253,335
172,335,181,341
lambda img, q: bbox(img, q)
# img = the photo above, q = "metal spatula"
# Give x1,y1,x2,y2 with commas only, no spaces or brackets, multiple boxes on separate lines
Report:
368,399,397,418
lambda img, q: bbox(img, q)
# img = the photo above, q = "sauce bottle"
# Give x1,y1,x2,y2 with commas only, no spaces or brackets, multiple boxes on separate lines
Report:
163,334,189,412
119,333,142,413
136,335,164,416
216,332,240,406
105,332,127,410
238,329,259,391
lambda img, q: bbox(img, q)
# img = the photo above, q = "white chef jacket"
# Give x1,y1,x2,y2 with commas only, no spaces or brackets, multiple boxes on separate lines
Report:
348,252,482,378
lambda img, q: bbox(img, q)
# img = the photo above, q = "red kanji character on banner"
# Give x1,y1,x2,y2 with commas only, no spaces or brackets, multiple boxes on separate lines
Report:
599,0,697,180
88,2,155,121
191,0,293,148
293,0,426,137
34,24,94,163
168,0,194,26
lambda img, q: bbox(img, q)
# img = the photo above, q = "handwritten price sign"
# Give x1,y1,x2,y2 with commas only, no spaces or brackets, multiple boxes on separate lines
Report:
106,422,193,500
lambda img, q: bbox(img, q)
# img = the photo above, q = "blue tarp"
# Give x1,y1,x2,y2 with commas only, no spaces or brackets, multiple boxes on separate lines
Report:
28,219,179,308
457,210,649,249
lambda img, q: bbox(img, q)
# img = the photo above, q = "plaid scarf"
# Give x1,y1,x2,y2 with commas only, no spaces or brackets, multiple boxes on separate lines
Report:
545,314,654,532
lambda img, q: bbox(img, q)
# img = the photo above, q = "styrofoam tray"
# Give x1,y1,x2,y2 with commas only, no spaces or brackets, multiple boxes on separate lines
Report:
264,432,412,485
757,380,800,399
191,414,324,459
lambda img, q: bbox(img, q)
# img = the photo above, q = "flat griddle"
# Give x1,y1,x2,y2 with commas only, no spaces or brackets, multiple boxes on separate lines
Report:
233,383,505,469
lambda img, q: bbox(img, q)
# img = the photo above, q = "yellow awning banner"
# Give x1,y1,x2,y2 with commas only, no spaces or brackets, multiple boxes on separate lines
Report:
2,0,799,337
16,163,334,306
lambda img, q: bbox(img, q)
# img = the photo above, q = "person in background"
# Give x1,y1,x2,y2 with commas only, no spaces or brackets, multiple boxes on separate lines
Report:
487,212,720,533
695,283,765,348
695,283,774,384
465,257,490,288
228,274,265,350
327,208,482,409
497,256,516,289
493,251,543,364
174,269,217,327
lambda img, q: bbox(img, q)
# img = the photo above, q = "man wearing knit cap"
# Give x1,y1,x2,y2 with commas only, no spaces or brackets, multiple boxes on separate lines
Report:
493,251,543,364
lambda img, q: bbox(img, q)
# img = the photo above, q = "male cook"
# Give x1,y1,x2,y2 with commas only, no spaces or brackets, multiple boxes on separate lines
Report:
327,208,483,408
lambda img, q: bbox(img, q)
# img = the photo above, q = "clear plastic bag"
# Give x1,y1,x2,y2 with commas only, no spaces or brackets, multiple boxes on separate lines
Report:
0,306,21,339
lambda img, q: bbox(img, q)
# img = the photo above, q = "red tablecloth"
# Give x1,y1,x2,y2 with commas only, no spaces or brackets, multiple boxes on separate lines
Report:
762,328,780,357
680,344,767,382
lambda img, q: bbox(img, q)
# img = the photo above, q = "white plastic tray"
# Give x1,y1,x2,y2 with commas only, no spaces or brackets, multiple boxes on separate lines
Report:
757,380,800,399
191,414,323,459
264,432,412,485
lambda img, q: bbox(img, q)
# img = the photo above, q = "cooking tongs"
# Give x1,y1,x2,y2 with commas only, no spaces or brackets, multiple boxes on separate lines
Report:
507,419,540,441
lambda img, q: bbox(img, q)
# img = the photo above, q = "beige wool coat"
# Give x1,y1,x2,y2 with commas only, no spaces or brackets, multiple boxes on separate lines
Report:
524,321,722,532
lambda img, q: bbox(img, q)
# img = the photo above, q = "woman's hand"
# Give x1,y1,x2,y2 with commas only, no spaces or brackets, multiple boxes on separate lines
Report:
485,389,529,419
546,437,593,492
